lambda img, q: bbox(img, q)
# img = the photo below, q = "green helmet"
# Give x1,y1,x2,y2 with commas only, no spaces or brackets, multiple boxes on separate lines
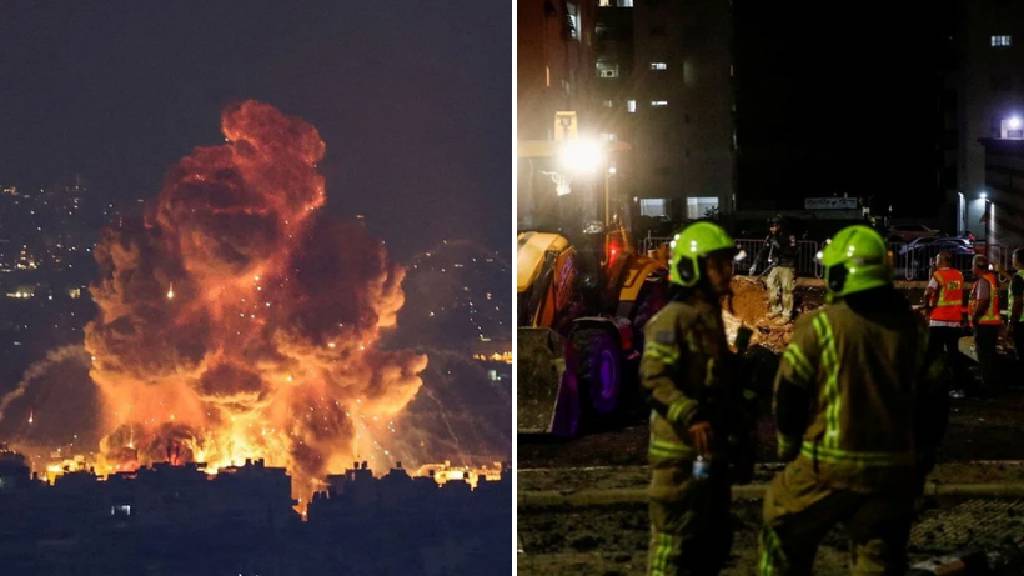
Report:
669,221,736,286
821,225,892,297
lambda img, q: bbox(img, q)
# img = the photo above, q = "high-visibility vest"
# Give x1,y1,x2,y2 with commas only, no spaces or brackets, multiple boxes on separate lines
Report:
1008,270,1024,323
930,267,964,323
970,272,1001,326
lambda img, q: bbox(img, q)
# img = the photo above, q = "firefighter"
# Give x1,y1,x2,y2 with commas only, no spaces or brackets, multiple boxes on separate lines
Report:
923,251,969,394
759,225,948,575
751,215,797,322
968,254,1001,394
641,221,739,576
1010,249,1024,366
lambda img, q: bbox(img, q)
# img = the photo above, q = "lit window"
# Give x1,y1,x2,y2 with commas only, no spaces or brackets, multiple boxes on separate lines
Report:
567,3,581,40
686,196,719,219
601,133,617,142
627,100,637,112
603,99,614,108
640,198,669,217
621,0,633,6
991,35,1012,47
649,62,668,70
110,504,132,517
1000,116,1024,139
598,63,619,78
651,100,669,107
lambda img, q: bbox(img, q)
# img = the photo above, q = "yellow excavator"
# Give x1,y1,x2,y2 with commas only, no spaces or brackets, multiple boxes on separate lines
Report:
517,227,669,436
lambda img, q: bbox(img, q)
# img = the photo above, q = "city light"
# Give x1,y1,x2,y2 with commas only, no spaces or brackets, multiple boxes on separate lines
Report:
1008,116,1022,130
558,138,605,175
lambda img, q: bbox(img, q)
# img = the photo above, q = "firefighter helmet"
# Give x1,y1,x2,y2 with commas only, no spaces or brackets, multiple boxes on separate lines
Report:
669,221,736,286
821,225,892,296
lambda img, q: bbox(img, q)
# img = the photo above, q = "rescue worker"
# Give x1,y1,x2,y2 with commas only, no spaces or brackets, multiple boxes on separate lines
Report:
968,254,1001,395
759,225,948,575
1010,249,1024,366
751,216,797,322
641,221,739,576
923,251,968,394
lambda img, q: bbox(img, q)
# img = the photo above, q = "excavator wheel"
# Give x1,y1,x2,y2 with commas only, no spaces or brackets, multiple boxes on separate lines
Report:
571,327,623,420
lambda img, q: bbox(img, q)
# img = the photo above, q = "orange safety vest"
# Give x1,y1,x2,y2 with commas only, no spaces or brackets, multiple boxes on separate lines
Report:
970,272,1001,326
930,268,964,322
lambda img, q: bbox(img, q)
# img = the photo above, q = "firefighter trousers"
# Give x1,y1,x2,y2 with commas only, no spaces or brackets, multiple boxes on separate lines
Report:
759,458,914,576
767,266,795,318
648,457,732,576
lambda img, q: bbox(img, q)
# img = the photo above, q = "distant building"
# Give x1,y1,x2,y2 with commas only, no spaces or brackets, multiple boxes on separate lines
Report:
977,137,1024,252
961,0,1024,239
628,0,735,226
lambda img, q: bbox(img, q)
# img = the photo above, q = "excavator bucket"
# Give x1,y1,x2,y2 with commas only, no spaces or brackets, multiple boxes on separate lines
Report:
517,327,580,435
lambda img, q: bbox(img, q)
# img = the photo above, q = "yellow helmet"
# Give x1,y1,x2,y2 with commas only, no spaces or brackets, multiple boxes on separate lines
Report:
821,225,892,296
669,222,736,286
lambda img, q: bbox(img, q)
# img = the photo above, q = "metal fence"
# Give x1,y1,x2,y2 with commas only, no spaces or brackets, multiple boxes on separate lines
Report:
640,234,824,278
641,231,1016,282
890,241,1013,280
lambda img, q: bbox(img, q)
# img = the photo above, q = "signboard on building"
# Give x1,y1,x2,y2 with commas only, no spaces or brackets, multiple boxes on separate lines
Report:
804,196,859,210
553,111,578,141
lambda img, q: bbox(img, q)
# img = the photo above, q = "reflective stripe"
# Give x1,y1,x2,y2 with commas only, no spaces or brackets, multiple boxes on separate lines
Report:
800,441,914,466
649,530,673,576
973,273,1001,325
782,343,813,383
666,398,693,423
812,313,840,449
935,269,964,306
777,434,799,458
1009,270,1024,322
645,341,679,364
758,525,781,576
649,438,692,458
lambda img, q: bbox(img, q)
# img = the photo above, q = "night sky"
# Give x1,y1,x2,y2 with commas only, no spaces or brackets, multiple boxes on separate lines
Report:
0,1,511,260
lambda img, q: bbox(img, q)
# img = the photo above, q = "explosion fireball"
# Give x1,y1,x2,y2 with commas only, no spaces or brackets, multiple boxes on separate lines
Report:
83,101,427,496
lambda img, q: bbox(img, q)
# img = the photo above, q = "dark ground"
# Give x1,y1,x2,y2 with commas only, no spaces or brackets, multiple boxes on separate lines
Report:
519,388,1024,575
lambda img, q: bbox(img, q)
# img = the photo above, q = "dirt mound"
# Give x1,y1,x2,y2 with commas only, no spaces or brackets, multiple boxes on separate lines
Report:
730,277,768,325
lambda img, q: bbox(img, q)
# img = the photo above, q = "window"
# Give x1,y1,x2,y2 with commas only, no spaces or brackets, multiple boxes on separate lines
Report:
597,63,619,78
626,99,637,112
649,61,668,71
1000,116,1024,139
600,132,617,142
640,198,669,217
991,35,1012,47
651,100,669,107
621,0,633,5
567,2,581,40
686,196,719,219
602,99,614,108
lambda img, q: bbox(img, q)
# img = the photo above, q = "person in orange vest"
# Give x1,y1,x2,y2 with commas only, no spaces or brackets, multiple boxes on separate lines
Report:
923,251,969,395
969,254,1001,394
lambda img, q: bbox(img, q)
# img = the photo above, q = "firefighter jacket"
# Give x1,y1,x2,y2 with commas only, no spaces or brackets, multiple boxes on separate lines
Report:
774,290,948,493
641,293,735,466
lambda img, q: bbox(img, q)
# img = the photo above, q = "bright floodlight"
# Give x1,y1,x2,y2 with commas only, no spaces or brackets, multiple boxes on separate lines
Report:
1009,116,1023,130
558,139,605,175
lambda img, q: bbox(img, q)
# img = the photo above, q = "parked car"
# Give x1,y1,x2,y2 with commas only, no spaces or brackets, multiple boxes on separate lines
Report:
887,223,941,243
896,236,974,280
